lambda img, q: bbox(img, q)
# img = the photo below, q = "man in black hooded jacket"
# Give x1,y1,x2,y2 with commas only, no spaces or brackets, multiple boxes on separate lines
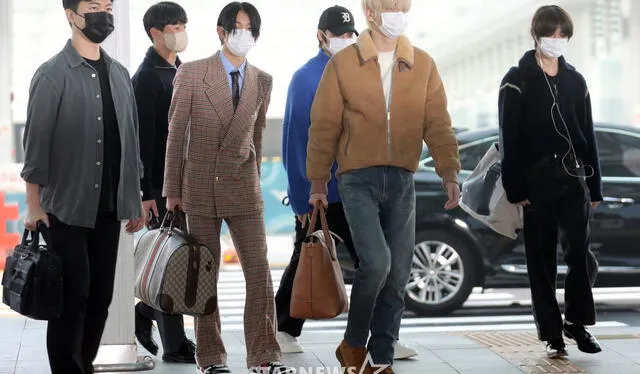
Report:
499,4,603,359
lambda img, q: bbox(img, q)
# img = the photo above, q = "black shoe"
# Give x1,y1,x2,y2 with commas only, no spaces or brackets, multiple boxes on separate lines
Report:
134,303,159,356
198,364,231,373
249,362,294,373
563,322,602,354
545,339,568,358
163,339,196,363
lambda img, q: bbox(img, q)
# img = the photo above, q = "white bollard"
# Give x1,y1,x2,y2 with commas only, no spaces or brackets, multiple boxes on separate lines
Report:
93,226,153,371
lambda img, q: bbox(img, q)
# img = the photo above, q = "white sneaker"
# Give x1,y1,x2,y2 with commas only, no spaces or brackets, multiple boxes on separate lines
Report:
276,331,304,353
393,340,418,359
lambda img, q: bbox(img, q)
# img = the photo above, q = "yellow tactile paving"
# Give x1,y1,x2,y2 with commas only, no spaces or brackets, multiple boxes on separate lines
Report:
457,332,587,373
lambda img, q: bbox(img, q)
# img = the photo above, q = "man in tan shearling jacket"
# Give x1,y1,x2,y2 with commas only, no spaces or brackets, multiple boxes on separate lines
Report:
306,0,461,372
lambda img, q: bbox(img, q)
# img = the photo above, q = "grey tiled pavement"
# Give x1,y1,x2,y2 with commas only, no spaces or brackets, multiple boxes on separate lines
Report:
1,316,640,373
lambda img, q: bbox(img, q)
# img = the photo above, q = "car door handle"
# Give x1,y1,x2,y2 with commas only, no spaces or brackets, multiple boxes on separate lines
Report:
602,197,635,207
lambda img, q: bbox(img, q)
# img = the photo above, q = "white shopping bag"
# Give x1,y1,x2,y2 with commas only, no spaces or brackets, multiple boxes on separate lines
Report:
459,143,523,239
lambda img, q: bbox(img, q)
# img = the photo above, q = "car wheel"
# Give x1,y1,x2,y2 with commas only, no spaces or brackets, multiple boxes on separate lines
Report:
404,230,476,316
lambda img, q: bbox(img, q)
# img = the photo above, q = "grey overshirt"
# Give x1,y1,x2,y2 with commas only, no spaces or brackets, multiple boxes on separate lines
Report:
21,40,143,228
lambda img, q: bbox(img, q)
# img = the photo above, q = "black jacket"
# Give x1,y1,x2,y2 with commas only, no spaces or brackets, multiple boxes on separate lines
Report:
132,47,181,201
498,50,602,203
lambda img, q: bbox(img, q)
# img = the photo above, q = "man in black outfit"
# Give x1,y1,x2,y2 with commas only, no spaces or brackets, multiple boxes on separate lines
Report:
22,1,145,373
499,5,603,359
131,2,195,364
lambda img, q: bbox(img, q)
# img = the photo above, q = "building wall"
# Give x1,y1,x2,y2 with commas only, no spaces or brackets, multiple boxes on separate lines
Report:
427,0,638,130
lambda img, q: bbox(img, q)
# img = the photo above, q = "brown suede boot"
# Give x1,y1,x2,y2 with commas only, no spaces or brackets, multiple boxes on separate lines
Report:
335,340,372,374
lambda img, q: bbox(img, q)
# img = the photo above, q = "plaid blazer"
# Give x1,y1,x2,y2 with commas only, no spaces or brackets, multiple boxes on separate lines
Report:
163,51,273,217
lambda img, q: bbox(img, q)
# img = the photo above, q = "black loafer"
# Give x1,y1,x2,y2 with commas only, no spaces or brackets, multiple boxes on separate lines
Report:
134,303,158,356
163,339,196,363
563,322,602,354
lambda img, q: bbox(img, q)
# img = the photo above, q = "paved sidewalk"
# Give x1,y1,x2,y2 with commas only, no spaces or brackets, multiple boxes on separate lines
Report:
1,315,639,374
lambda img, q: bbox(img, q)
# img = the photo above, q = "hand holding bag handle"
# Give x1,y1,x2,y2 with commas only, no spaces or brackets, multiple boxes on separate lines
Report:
160,208,189,233
19,221,50,256
305,203,345,253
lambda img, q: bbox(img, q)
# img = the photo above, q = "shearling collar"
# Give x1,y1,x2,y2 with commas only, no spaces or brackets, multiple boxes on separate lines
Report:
355,29,414,69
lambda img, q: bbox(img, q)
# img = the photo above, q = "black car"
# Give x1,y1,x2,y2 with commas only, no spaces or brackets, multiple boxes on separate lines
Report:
340,124,640,316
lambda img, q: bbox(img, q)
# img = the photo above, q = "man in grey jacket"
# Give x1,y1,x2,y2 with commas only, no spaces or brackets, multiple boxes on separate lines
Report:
21,1,145,373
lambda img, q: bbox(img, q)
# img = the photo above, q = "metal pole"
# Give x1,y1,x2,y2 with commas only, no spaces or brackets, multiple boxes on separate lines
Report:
94,0,154,371
0,0,13,163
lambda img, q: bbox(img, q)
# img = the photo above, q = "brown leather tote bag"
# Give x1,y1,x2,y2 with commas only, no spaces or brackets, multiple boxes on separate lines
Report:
290,204,349,319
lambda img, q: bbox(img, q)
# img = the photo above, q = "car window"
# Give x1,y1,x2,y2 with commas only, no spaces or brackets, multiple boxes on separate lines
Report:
423,140,495,171
596,130,640,177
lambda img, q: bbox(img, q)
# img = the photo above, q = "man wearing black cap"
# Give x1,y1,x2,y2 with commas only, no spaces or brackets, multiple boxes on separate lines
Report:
276,5,418,360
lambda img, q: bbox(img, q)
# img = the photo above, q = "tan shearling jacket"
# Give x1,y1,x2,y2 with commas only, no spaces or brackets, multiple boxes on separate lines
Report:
306,30,460,193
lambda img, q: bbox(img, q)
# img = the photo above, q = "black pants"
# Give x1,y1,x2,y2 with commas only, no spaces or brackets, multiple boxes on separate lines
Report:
275,202,358,337
136,190,189,353
522,155,597,341
46,212,121,374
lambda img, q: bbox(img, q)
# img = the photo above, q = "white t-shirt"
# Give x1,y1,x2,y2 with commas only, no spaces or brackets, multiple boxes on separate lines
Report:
378,51,395,111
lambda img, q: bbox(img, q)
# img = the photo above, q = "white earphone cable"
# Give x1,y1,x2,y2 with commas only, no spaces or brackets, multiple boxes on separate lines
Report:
538,53,594,179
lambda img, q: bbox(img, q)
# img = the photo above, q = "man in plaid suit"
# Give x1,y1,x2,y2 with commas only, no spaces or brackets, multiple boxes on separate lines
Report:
162,2,292,374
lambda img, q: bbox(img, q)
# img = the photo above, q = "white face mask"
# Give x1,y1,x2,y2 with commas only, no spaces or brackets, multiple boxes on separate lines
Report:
376,11,409,39
225,29,256,57
326,37,356,55
539,37,568,58
164,30,188,53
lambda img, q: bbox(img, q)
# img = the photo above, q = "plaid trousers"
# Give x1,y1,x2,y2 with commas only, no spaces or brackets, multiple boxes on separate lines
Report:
187,213,281,368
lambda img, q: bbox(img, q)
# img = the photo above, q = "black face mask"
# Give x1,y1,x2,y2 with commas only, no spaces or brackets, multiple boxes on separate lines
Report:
74,11,115,44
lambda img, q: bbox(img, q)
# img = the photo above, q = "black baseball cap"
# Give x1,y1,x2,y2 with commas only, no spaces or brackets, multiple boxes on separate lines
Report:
318,5,358,36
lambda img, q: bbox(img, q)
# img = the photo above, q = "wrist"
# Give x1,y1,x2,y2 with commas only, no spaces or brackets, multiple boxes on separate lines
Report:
440,168,458,189
27,199,42,211
310,180,328,195
442,180,459,190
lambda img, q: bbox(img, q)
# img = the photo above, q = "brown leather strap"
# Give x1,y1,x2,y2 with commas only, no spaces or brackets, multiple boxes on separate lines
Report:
184,245,200,307
307,203,337,260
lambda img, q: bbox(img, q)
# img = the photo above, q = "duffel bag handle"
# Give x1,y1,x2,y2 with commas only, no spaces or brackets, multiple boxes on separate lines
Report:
19,221,51,253
160,208,189,234
160,210,174,229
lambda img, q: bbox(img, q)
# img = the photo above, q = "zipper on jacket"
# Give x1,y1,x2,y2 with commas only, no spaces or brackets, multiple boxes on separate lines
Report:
376,57,395,163
387,59,396,163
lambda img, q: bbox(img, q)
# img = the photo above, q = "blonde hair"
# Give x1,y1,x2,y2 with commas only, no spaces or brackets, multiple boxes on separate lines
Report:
362,0,411,29
362,0,412,13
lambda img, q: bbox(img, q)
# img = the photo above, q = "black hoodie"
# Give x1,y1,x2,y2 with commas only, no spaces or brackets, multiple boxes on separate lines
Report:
132,47,182,201
498,50,602,203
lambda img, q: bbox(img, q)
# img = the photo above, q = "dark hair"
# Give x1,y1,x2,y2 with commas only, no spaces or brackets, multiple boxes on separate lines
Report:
62,0,114,11
217,2,261,41
143,2,188,41
531,5,574,40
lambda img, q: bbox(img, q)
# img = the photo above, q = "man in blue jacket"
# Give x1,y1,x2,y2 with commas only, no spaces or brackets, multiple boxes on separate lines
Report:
275,5,417,360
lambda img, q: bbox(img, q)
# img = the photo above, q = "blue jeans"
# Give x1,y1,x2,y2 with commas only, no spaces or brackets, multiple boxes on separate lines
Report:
338,166,416,365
